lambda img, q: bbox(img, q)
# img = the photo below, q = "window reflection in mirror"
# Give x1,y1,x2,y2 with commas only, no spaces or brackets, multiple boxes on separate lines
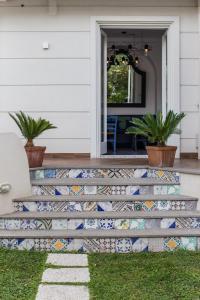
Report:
107,53,146,107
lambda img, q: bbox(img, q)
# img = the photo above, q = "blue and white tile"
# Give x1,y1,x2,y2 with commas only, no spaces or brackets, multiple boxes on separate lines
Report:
68,169,83,178
55,186,70,196
116,238,132,253
160,218,176,229
44,169,56,178
0,220,4,229
114,219,130,229
18,239,35,250
22,202,38,212
157,201,171,211
99,239,116,253
97,201,112,211
133,169,148,178
99,219,115,230
132,238,148,252
32,186,43,196
34,239,50,251
37,202,55,212
33,170,45,180
4,219,21,230
181,237,197,251
67,219,84,230
84,186,97,195
126,186,140,195
0,239,19,249
52,219,68,230
84,219,98,229
20,219,38,230
111,186,126,195
130,219,146,230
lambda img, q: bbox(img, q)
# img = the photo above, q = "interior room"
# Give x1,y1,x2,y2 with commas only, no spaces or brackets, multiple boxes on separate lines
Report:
103,28,165,156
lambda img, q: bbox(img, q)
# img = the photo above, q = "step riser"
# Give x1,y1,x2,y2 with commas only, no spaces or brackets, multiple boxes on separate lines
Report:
14,200,198,212
0,236,199,252
1,218,199,230
32,185,180,196
30,168,179,183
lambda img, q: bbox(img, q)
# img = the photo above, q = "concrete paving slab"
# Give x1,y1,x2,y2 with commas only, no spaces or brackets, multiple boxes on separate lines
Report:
46,254,88,267
42,268,90,283
36,284,89,300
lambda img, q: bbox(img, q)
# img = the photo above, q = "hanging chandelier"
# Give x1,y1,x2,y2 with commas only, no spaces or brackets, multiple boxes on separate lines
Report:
107,43,151,70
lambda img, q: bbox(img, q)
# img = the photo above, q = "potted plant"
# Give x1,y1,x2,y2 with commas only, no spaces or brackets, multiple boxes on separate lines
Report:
126,111,185,167
9,111,56,168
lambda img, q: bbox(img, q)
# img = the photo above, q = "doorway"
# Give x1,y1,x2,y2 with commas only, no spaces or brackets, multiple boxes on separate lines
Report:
90,16,180,158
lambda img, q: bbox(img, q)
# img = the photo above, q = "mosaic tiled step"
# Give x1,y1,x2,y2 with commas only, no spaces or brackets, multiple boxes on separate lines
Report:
1,211,200,230
0,229,199,252
31,178,180,196
30,167,179,183
13,194,198,212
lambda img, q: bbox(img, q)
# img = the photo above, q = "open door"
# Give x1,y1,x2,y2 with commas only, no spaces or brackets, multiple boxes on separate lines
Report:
100,29,108,154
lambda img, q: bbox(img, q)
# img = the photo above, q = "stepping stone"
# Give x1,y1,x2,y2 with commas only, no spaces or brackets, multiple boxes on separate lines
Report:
36,284,89,300
42,268,90,283
47,254,88,267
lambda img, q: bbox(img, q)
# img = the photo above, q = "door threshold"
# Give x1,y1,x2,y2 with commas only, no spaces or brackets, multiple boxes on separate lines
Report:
100,155,148,159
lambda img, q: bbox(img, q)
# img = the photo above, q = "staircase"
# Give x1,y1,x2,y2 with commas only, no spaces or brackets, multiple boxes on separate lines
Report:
0,167,199,252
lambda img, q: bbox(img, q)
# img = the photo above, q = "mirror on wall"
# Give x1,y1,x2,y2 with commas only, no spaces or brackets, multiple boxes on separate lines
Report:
107,53,146,107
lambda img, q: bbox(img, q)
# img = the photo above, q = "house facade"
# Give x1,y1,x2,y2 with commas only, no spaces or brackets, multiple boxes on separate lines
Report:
0,0,199,158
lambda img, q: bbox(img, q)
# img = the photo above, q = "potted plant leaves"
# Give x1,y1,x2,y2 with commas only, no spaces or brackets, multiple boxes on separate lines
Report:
126,111,185,167
9,111,57,168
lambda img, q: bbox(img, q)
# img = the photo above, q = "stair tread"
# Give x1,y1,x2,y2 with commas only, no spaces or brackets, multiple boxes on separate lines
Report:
0,228,199,238
13,194,198,202
31,178,179,186
2,210,200,219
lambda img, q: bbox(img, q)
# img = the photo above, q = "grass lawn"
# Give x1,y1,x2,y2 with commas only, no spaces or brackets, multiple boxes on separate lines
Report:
89,251,200,300
0,248,47,300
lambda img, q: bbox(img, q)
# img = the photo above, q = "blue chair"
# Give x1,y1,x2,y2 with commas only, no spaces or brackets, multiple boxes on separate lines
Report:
107,116,118,154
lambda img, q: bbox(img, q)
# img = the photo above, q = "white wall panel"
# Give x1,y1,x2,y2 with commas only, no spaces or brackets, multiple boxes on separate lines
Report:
0,85,90,112
0,112,90,139
180,33,199,58
0,7,198,33
30,138,90,153
181,139,197,152
181,112,199,139
0,59,90,85
181,86,199,112
0,32,90,59
181,59,199,85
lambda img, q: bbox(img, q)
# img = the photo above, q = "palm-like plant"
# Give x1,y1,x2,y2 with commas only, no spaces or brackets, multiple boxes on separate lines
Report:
9,111,57,147
126,111,185,146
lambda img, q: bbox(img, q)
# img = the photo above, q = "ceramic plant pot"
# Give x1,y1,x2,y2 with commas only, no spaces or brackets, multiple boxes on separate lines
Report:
25,146,46,168
146,146,177,167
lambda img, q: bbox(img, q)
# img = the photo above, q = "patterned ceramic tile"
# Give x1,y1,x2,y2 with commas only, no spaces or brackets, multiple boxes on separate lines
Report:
142,201,158,212
22,202,38,212
99,239,116,253
145,219,161,229
160,218,176,229
181,237,197,250
34,239,50,251
83,239,100,253
126,186,140,195
50,239,73,251
154,185,180,195
55,186,70,196
133,169,148,178
52,219,68,230
157,201,171,211
163,237,181,251
4,219,21,230
44,169,56,178
115,219,130,229
132,238,148,252
99,219,115,230
83,201,96,211
69,186,84,196
33,170,45,180
84,186,97,195
55,169,70,178
116,238,132,253
67,219,84,230
111,186,126,195
97,186,112,195
17,239,35,250
0,220,4,229
176,218,200,229
97,201,112,211
0,239,19,249
112,201,135,212
84,219,98,229
148,169,179,183
130,219,146,229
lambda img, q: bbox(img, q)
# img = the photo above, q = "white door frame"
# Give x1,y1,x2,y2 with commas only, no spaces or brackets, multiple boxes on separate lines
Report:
90,16,180,158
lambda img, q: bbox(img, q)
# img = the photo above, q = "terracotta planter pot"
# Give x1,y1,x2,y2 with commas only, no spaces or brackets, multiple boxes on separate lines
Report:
146,146,177,167
25,146,46,168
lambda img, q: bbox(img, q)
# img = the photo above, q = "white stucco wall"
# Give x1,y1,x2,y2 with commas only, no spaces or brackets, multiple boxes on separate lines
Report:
0,0,199,154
